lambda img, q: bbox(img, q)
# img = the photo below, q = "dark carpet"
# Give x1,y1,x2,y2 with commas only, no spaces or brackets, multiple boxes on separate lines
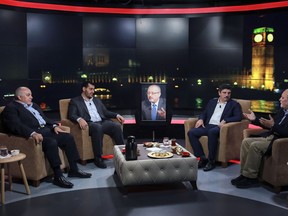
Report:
1,185,287,216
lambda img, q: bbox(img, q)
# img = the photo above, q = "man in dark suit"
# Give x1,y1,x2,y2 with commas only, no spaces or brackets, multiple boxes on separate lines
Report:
1,87,91,189
68,81,125,169
231,89,288,188
141,84,166,120
188,84,242,171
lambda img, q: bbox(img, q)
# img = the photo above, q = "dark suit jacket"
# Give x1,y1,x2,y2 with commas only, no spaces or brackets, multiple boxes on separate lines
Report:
252,109,288,156
68,96,118,123
141,98,166,120
1,101,56,138
199,98,242,125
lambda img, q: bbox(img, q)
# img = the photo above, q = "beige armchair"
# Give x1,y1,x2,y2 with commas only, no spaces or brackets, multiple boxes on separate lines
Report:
184,99,251,167
243,128,288,193
0,106,68,187
59,99,122,164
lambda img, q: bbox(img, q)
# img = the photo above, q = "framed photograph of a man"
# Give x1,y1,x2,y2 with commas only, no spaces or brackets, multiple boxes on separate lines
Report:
141,83,167,122
136,83,171,126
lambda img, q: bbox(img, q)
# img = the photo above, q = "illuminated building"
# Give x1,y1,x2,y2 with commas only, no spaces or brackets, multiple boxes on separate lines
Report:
251,27,275,90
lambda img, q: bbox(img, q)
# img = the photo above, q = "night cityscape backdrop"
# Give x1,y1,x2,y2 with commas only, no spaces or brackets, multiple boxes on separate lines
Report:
0,4,288,115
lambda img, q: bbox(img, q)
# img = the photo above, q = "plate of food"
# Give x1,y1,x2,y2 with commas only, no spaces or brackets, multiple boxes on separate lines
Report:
144,142,160,148
147,151,173,159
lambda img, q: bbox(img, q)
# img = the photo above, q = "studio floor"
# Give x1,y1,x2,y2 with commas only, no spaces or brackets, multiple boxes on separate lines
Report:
1,140,288,215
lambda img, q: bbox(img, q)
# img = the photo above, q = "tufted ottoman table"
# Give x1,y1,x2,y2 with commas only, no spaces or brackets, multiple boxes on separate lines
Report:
113,144,198,190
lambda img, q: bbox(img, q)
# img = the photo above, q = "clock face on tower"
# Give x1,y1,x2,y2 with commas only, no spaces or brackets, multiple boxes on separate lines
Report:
267,33,274,42
254,34,263,43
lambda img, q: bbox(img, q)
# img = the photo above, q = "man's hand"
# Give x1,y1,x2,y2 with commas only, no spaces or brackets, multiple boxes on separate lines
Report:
78,118,89,130
259,114,275,128
195,119,204,128
116,114,125,124
53,126,69,134
157,108,166,118
243,109,256,121
32,133,43,144
219,119,226,128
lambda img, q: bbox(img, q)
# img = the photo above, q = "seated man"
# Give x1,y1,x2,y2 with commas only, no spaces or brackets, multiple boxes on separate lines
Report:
187,83,242,171
68,81,125,169
1,87,91,189
231,89,288,188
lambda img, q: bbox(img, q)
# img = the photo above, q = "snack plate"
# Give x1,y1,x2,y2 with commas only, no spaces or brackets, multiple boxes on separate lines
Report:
147,151,173,159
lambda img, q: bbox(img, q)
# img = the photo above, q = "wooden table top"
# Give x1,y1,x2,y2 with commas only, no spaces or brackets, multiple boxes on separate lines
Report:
0,153,26,164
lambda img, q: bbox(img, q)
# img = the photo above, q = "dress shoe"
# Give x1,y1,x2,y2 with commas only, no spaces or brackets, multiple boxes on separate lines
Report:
203,160,216,171
235,177,259,189
198,158,208,169
68,170,92,178
231,175,245,186
53,176,74,188
94,157,107,169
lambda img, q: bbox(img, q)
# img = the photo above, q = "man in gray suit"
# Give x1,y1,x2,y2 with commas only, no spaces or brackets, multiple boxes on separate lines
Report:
141,84,166,121
68,81,125,168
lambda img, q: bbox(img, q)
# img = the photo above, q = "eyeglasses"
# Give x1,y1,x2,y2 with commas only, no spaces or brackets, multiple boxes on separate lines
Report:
147,92,159,95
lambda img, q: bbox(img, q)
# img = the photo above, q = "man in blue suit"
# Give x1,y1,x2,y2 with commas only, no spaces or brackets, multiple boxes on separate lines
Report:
188,84,242,171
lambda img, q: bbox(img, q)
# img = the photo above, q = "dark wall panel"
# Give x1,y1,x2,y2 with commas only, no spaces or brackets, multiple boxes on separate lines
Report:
27,13,83,80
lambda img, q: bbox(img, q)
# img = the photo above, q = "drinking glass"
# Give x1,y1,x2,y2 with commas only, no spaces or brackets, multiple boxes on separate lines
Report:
163,137,169,146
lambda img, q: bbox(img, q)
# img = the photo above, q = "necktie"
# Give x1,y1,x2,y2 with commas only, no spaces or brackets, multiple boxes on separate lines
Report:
151,103,157,120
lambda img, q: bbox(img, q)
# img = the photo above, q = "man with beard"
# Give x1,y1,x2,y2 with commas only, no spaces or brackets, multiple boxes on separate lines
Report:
141,84,166,121
187,84,242,171
68,82,125,169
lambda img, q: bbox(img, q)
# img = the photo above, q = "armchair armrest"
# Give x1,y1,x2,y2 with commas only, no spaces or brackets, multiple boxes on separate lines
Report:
184,118,198,151
218,120,250,161
243,128,268,139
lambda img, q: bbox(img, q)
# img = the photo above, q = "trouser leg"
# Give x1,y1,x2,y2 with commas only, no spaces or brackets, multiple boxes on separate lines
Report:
102,120,124,145
207,126,220,161
88,122,103,158
241,137,270,178
187,127,207,158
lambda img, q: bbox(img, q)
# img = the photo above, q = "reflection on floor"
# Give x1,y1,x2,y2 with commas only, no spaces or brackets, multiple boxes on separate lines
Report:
2,140,288,211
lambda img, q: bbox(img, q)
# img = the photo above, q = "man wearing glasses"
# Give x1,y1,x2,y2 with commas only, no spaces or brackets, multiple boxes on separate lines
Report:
141,84,166,121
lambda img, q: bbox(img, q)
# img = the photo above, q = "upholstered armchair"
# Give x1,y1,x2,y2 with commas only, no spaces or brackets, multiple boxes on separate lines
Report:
59,99,122,164
184,99,251,167
243,128,288,193
0,106,68,187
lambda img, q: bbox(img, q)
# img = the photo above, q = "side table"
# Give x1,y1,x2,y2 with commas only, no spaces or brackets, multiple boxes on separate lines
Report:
0,153,31,205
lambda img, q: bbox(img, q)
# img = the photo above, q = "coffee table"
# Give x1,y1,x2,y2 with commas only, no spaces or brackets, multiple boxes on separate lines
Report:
113,144,198,190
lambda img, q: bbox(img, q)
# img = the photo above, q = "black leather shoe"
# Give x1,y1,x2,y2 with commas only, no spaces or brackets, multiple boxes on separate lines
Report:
94,158,107,169
198,158,208,169
68,170,92,178
203,160,216,171
231,175,245,185
53,176,74,188
235,178,259,189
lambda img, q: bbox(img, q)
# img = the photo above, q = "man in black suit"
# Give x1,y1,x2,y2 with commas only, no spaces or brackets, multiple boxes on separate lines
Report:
141,84,166,121
187,84,242,171
1,87,91,189
68,81,125,169
231,89,288,188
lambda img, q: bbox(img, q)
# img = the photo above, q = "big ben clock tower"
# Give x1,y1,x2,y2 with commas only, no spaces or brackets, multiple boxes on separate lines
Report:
251,27,274,90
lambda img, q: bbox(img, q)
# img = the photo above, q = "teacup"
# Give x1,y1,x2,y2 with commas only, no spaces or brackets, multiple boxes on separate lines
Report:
11,149,20,156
